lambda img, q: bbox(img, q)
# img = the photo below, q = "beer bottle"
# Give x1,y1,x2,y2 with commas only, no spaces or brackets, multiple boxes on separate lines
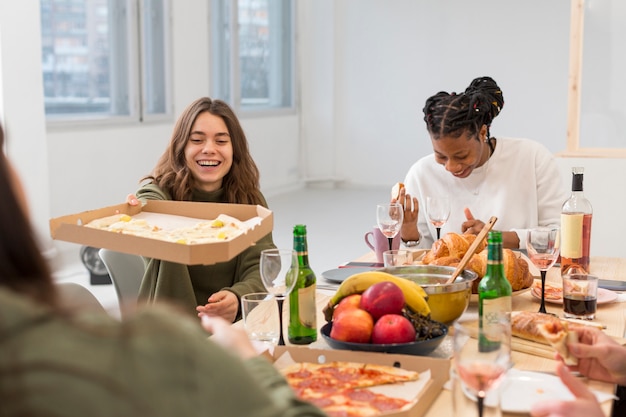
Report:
478,230,512,350
288,224,317,344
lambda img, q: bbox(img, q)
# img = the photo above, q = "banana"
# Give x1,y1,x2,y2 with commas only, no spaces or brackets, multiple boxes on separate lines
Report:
322,270,430,321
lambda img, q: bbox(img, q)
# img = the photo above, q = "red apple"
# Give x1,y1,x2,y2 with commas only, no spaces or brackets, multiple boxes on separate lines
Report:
330,308,374,343
371,314,416,344
359,281,405,320
333,294,362,320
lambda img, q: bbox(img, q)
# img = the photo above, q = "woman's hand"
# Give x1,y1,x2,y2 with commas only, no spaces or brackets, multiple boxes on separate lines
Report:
199,314,257,360
127,193,142,206
394,188,420,241
196,290,239,323
530,363,603,417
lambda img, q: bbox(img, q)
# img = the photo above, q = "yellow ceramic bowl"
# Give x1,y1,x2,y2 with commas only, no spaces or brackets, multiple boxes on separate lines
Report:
379,265,477,324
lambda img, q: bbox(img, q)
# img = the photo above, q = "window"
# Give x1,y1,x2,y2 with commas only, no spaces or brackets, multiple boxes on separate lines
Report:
211,0,295,112
40,0,170,122
566,0,626,157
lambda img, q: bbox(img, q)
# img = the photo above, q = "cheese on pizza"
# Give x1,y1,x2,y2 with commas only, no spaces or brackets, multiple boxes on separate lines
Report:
85,213,247,244
281,361,419,417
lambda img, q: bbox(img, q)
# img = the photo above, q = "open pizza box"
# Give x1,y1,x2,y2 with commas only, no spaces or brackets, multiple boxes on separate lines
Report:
268,346,450,417
49,200,273,265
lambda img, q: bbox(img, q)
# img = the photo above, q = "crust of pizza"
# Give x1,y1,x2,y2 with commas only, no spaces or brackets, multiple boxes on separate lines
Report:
537,321,579,366
511,311,579,365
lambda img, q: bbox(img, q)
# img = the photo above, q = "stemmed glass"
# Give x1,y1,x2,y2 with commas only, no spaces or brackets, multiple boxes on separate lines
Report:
259,249,298,346
526,227,561,314
453,322,511,417
426,196,450,240
376,202,404,251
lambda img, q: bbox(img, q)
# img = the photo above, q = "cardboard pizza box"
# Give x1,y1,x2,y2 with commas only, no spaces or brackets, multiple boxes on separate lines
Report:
49,200,273,265
270,346,450,417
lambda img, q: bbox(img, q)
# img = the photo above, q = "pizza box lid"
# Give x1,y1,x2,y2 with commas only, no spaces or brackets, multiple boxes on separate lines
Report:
49,200,273,265
269,346,450,417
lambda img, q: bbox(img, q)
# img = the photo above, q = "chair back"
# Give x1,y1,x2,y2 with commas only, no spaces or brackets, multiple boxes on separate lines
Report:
98,249,145,318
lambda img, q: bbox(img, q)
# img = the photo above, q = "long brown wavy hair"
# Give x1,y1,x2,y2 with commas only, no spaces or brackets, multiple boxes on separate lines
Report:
143,97,264,204
0,123,57,306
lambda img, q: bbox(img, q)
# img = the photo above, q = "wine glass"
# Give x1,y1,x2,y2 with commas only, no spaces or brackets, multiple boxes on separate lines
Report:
376,202,404,251
526,227,561,314
453,321,511,417
426,196,450,240
259,249,298,346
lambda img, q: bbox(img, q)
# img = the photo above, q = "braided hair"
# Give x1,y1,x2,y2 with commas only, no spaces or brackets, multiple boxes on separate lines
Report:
422,76,505,141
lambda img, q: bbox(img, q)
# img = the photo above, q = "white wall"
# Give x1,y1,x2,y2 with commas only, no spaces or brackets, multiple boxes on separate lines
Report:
0,0,624,276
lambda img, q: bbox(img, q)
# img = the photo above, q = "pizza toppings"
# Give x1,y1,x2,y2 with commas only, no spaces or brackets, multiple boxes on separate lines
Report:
85,213,247,244
281,361,419,417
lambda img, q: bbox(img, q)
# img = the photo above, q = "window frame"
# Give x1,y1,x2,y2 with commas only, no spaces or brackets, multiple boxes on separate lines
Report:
41,0,173,128
209,0,297,117
564,0,626,157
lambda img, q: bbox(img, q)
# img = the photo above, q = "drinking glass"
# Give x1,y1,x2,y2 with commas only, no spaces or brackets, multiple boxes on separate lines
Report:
453,322,511,417
376,202,404,251
426,196,450,240
526,227,561,314
259,249,298,346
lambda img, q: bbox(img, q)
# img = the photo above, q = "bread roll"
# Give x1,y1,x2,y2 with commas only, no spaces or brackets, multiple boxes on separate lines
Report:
422,231,532,293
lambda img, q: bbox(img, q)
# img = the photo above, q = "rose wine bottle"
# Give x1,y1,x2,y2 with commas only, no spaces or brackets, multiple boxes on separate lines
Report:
478,231,512,351
561,167,593,274
288,224,317,344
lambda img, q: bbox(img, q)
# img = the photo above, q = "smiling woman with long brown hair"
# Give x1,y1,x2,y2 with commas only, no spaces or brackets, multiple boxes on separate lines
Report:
0,121,325,416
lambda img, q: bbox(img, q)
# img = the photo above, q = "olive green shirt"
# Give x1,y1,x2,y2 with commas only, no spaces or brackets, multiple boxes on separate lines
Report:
136,183,275,318
0,289,326,417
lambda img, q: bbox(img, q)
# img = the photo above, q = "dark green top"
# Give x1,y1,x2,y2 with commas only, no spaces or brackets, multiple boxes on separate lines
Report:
136,183,276,318
0,289,326,417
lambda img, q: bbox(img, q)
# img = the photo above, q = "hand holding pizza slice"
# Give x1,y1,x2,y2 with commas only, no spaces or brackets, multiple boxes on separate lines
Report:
537,320,579,366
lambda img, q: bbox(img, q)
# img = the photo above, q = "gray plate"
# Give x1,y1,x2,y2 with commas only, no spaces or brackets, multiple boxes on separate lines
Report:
321,267,377,283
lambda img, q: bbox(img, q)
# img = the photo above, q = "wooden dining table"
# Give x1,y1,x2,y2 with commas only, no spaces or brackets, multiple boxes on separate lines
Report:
303,255,626,417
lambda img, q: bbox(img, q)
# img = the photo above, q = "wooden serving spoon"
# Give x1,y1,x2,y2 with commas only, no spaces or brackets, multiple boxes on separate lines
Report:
445,216,498,284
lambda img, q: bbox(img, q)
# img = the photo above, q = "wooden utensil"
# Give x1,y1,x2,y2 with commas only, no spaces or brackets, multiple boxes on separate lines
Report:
445,216,498,284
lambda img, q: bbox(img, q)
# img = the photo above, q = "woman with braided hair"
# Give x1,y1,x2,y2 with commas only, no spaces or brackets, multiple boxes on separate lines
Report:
395,76,566,250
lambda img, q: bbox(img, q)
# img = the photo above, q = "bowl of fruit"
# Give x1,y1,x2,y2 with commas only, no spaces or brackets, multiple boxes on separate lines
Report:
321,271,448,355
379,265,477,324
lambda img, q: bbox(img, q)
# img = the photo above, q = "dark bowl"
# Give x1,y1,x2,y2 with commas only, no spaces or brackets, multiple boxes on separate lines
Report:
320,321,448,356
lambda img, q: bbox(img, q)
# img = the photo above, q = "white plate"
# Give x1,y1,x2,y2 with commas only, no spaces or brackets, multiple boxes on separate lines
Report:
321,267,377,283
531,285,618,305
474,369,616,413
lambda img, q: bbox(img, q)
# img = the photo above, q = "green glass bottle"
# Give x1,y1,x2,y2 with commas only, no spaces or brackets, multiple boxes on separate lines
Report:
478,230,512,351
288,224,317,344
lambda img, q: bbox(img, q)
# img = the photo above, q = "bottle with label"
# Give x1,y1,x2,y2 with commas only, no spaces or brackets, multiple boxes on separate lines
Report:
478,230,512,351
288,224,317,344
561,167,593,274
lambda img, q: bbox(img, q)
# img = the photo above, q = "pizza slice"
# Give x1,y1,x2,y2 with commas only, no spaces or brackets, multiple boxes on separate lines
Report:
511,311,579,366
537,321,579,366
281,361,420,417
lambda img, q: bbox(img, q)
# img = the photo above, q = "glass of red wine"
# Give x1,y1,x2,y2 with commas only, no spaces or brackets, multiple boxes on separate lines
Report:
453,321,511,417
526,227,561,314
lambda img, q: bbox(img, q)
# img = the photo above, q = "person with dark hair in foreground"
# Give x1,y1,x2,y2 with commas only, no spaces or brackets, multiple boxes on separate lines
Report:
0,123,324,417
396,76,566,250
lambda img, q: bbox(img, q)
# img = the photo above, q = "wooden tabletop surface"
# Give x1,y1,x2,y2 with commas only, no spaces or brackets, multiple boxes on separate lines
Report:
303,255,626,417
